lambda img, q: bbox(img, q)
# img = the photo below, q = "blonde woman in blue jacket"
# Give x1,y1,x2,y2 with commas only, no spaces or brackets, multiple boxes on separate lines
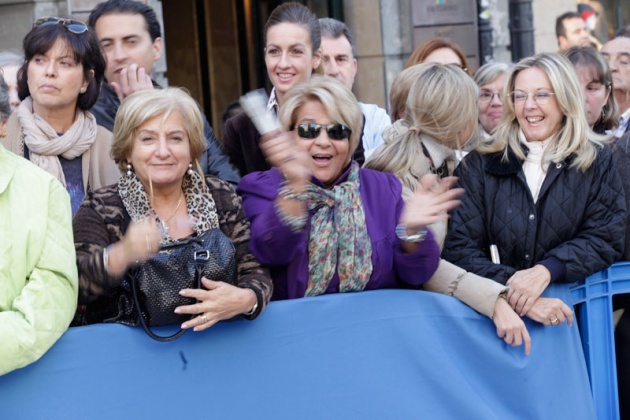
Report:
0,73,78,376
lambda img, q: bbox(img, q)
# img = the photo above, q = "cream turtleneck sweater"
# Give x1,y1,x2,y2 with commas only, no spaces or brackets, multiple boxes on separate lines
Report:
518,130,552,203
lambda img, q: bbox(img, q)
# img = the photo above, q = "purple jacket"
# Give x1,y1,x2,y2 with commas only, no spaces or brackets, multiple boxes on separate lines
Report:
237,166,440,300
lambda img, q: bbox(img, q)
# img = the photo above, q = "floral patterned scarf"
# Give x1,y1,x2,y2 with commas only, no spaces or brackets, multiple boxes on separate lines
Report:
304,162,373,296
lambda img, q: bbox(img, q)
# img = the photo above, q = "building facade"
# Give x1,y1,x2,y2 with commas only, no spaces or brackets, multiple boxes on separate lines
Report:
0,0,627,137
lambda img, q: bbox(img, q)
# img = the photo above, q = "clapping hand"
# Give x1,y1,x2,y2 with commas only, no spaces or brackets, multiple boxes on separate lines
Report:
399,174,464,232
104,217,162,276
260,130,311,188
120,217,161,265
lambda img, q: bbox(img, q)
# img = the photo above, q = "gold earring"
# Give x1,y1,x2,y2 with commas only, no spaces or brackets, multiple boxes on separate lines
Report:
0,132,6,138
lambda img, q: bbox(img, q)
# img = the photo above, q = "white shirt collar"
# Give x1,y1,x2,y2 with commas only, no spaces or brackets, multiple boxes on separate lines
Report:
422,135,455,168
614,108,630,137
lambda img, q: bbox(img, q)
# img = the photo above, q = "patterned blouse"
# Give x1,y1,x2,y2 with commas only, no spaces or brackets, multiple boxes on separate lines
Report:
72,175,272,325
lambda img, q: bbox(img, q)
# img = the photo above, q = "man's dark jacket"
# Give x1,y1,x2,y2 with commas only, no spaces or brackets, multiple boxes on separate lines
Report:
90,82,241,186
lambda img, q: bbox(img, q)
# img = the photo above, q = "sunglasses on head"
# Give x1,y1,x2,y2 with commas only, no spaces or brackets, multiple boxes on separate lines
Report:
294,123,351,141
33,17,88,35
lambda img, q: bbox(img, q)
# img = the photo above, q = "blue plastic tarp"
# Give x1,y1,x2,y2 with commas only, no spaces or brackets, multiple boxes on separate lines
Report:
0,286,595,419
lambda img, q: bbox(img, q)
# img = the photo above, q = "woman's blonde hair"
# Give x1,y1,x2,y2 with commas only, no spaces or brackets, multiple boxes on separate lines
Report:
366,63,478,192
389,64,423,122
110,88,206,173
480,52,609,171
279,75,363,160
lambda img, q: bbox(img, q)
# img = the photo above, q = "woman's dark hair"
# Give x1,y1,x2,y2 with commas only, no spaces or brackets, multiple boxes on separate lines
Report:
0,73,11,123
17,21,106,111
265,2,321,52
563,46,619,133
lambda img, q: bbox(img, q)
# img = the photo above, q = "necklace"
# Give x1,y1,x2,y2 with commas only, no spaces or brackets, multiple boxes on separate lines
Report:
157,190,184,233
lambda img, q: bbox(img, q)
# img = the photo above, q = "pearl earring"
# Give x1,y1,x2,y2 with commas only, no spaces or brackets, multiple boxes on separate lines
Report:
187,163,193,176
80,87,86,93
126,163,133,176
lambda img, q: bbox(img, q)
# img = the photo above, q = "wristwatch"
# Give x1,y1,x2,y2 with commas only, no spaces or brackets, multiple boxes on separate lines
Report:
395,223,428,243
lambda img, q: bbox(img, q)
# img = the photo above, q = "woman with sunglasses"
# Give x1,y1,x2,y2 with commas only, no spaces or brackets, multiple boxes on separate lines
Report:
238,75,462,300
1,17,119,215
442,53,625,327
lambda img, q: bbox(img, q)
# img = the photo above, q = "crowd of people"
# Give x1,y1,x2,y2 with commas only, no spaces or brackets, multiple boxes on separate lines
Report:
2,3,630,409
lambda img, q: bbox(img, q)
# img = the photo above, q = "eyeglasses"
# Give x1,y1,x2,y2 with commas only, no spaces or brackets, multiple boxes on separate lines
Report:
294,123,351,141
478,91,502,102
510,90,556,105
33,17,88,35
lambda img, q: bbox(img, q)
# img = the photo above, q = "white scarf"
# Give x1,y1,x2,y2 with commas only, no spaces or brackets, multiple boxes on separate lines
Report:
519,130,552,203
17,97,97,187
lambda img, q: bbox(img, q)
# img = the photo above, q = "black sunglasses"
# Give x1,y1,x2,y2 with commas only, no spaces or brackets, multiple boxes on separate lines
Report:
294,123,351,141
33,17,88,35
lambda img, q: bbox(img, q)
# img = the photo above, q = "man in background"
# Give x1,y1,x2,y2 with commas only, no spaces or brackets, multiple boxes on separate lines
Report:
88,0,240,184
601,36,630,136
555,11,591,51
319,18,391,159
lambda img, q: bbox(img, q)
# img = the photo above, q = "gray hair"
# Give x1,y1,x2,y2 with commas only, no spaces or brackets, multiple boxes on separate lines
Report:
474,62,513,88
318,17,356,58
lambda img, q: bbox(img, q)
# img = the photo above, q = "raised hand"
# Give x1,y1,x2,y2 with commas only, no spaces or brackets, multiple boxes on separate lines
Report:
260,130,311,190
399,174,464,231
111,63,154,102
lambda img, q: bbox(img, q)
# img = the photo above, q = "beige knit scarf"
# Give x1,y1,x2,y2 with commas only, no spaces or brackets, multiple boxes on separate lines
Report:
17,97,97,187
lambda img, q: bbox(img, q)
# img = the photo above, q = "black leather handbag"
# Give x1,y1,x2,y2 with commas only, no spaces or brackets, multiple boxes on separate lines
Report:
129,228,237,342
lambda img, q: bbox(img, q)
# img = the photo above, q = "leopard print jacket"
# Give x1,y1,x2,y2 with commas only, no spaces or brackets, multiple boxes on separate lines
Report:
72,175,272,325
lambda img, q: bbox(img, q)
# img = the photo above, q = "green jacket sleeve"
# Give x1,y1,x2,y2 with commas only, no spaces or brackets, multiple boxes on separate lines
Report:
0,178,78,376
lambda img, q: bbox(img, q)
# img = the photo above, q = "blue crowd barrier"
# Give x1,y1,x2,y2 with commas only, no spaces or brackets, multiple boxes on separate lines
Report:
570,262,630,420
0,287,594,419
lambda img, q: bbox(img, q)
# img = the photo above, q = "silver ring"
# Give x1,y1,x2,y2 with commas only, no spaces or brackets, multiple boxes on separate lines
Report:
200,314,208,323
551,317,559,325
